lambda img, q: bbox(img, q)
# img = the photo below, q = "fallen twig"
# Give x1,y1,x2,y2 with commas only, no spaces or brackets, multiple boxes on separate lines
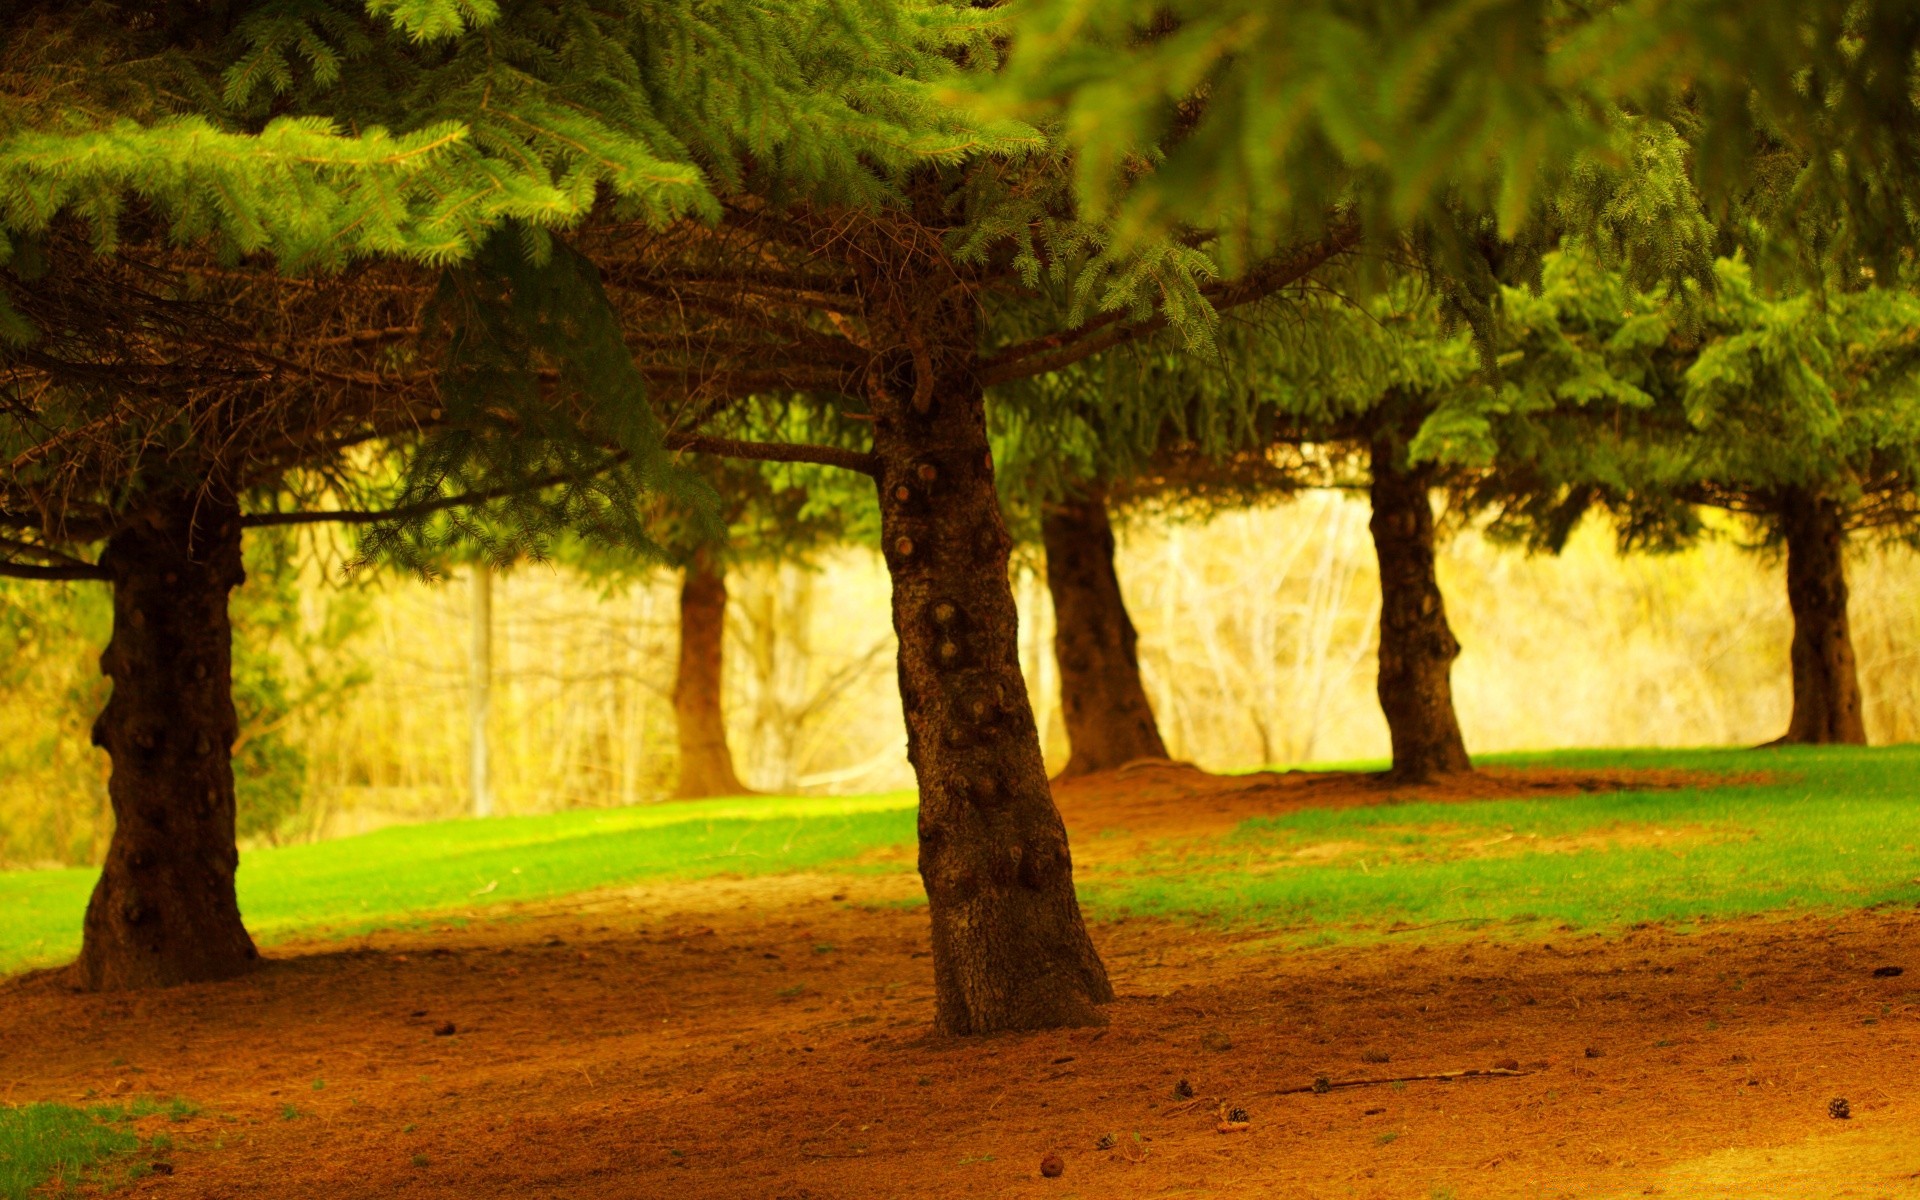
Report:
1275,1067,1531,1095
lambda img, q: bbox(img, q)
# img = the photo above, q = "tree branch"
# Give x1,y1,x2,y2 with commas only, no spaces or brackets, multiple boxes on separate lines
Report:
0,559,108,582
241,460,630,528
979,221,1363,386
242,432,876,530
665,433,877,476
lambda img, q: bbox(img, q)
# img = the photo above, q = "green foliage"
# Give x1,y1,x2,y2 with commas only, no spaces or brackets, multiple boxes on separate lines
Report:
1474,252,1920,549
1,0,1048,577
990,1,1920,274
0,0,1038,269
356,231,708,573
365,0,501,41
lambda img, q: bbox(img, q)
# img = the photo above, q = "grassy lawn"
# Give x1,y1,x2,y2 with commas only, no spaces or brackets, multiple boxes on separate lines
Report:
0,793,916,975
1081,746,1920,942
1,746,1916,975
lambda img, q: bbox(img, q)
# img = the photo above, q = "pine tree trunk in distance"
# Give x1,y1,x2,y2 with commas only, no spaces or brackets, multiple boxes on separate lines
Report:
1771,488,1867,746
870,316,1113,1035
673,547,750,798
77,488,258,990
1368,436,1472,783
1041,488,1169,776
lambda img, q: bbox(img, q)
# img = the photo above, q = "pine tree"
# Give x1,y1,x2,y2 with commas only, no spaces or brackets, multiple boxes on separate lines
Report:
550,148,1364,1029
1037,485,1169,777
644,444,878,800
1235,286,1488,782
990,358,1320,778
0,0,1023,990
1473,254,1920,746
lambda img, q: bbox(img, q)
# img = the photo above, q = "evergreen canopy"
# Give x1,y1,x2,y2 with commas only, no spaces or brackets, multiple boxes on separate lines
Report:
991,1,1920,276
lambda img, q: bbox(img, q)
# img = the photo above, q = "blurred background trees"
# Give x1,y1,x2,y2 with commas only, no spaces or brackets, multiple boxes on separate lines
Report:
9,503,1914,869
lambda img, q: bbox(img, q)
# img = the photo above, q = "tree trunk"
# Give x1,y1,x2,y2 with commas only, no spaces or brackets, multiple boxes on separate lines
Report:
673,546,749,798
1368,437,1472,782
1773,489,1867,745
77,488,258,990
869,325,1113,1035
1041,489,1169,776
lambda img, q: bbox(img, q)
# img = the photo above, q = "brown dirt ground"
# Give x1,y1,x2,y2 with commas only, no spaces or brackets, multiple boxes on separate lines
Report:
6,765,1918,1200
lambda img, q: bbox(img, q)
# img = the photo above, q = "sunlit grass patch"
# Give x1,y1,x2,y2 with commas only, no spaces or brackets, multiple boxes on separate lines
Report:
0,792,917,974
0,1098,159,1190
1079,746,1920,941
2,747,1917,974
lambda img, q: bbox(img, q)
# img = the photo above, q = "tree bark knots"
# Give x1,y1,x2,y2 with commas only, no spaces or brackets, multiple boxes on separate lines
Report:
1368,439,1472,783
870,313,1112,1035
77,488,258,991
673,548,752,798
1773,489,1867,746
1041,491,1169,776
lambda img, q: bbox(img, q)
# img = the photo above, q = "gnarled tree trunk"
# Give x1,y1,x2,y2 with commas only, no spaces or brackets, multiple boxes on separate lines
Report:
1368,436,1472,782
1772,489,1866,745
1041,488,1168,776
77,488,258,990
869,307,1112,1035
673,546,750,798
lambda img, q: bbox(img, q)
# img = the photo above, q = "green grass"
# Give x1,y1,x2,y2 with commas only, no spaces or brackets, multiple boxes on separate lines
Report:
0,1098,157,1190
2,747,1919,975
1079,745,1920,942
0,792,914,974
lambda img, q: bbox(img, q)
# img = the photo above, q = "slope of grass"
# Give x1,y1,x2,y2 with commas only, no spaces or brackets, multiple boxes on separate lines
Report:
1080,746,1920,942
1,747,1917,975
0,793,915,974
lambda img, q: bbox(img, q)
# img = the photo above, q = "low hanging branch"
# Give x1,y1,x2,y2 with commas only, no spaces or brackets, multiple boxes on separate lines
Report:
666,432,877,476
240,458,634,528
0,535,109,581
0,559,108,581
240,431,875,530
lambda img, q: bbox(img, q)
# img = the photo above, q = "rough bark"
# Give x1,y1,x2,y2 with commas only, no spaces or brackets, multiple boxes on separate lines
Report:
673,547,751,798
77,488,259,990
1772,489,1867,745
870,307,1113,1035
1368,437,1472,782
1041,489,1169,776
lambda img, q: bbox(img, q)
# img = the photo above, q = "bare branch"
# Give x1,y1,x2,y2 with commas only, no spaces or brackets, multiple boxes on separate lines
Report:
0,559,107,581
241,458,630,528
666,433,877,476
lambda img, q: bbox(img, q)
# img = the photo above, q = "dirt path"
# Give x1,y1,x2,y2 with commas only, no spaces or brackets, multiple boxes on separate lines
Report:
4,766,1916,1199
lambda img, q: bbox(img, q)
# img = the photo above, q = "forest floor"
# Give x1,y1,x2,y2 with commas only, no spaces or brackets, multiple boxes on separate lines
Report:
5,760,1920,1198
